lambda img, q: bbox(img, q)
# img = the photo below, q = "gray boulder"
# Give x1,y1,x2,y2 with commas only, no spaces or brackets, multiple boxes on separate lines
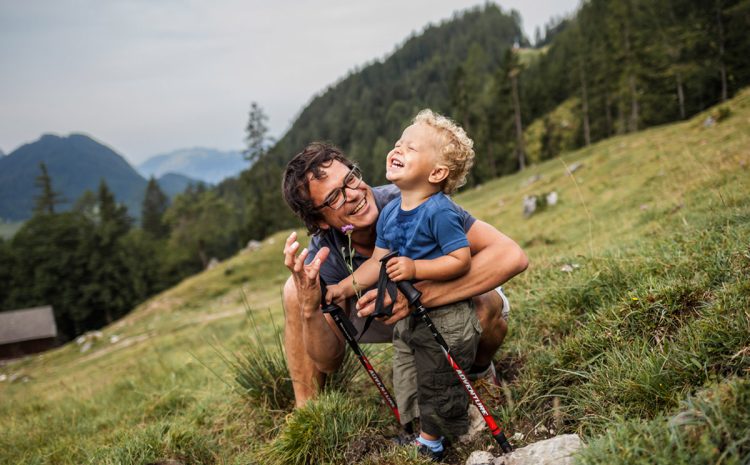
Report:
465,434,584,465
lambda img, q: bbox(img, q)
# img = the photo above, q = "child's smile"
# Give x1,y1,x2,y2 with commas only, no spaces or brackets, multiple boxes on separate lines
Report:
386,123,439,189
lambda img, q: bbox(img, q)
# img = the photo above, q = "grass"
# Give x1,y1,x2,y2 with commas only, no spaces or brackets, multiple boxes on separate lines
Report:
1,89,749,464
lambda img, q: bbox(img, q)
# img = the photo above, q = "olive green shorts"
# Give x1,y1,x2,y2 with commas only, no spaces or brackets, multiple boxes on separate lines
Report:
392,299,481,438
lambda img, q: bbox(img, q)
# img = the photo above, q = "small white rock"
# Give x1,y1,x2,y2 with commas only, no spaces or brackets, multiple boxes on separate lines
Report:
491,434,583,465
466,450,496,465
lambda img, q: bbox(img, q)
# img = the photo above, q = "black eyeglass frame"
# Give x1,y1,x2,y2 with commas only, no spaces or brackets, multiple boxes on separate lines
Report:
313,165,363,211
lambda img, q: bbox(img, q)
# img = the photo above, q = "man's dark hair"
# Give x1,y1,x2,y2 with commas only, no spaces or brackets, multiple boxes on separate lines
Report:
282,142,354,236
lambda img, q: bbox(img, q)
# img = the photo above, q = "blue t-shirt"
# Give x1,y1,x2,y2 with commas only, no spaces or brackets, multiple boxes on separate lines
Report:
375,192,469,260
306,185,475,286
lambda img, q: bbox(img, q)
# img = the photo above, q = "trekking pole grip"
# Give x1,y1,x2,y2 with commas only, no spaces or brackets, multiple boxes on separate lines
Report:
395,280,422,307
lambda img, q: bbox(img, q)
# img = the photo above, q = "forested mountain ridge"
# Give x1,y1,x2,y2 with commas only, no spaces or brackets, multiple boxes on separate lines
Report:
0,134,147,221
0,134,199,221
269,4,525,182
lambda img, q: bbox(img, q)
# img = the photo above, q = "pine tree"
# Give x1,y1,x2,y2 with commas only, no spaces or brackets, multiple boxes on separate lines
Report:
33,162,62,215
244,102,272,165
242,102,280,240
141,177,169,239
80,180,133,325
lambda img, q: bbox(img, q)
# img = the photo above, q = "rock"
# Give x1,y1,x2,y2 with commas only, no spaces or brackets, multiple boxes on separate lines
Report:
567,162,584,174
110,334,121,344
207,257,220,270
533,424,549,435
492,434,583,465
523,196,537,218
466,450,496,465
0,374,6,382
703,115,715,128
545,191,558,206
245,240,261,252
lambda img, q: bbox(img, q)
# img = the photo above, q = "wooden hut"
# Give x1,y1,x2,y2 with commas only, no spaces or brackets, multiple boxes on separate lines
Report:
0,306,58,360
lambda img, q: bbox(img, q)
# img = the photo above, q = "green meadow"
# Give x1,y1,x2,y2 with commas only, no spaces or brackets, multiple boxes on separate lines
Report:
1,90,748,464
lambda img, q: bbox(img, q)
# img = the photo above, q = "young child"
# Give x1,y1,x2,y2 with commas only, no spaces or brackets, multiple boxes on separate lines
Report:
326,109,478,460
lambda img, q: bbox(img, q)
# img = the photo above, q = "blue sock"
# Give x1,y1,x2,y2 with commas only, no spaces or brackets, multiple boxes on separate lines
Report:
416,435,444,453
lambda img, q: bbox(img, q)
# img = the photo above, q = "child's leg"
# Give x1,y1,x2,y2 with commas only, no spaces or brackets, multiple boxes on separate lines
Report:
392,319,419,429
410,300,481,440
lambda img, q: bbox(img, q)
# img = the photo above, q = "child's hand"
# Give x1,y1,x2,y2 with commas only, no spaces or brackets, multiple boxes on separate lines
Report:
386,257,416,281
325,284,345,307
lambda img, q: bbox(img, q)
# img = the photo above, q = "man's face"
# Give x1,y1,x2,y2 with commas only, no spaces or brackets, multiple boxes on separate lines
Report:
308,160,379,233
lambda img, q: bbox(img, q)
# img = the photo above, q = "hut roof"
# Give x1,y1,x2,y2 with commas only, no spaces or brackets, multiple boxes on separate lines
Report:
0,306,57,345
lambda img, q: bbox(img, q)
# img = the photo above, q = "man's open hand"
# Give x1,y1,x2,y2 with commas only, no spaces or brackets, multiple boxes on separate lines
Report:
283,231,330,318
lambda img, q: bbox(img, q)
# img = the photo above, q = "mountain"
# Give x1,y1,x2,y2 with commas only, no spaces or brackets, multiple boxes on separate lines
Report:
137,148,246,184
0,134,148,221
0,134,201,222
156,172,204,198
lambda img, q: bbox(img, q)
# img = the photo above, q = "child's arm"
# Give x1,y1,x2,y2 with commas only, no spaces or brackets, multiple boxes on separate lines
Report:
386,246,471,282
326,247,390,304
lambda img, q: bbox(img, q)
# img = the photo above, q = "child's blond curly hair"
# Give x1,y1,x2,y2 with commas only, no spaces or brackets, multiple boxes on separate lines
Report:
413,109,475,195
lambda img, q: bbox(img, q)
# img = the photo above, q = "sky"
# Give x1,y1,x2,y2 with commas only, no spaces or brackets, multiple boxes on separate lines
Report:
0,0,579,165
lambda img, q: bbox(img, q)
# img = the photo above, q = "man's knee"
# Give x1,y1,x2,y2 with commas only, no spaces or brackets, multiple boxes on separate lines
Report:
473,291,508,347
473,292,502,330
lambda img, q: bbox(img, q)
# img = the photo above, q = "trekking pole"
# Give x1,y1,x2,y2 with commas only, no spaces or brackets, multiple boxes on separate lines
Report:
381,252,513,454
319,279,401,424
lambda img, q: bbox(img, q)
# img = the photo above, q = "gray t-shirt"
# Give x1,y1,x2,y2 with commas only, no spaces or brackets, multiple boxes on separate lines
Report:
305,184,476,342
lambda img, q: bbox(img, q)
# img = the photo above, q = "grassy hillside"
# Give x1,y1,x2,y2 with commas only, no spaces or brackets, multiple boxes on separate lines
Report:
1,90,748,464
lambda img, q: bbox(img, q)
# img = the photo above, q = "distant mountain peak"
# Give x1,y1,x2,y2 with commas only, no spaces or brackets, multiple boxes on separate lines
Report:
137,147,245,184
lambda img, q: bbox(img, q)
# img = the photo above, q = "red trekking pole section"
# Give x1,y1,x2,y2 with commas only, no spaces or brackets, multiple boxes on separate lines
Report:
419,312,512,453
320,281,401,424
381,252,513,454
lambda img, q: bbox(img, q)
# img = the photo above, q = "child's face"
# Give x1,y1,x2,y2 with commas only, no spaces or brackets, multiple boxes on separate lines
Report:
386,123,441,190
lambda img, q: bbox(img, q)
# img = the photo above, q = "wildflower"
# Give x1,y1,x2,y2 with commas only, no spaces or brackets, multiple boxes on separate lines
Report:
340,224,361,300
631,297,639,301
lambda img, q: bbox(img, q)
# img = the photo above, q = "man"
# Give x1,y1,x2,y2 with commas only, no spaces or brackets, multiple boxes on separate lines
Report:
281,142,528,408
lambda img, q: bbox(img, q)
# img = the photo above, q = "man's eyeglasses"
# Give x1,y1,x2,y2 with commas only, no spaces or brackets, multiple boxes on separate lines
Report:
314,166,363,210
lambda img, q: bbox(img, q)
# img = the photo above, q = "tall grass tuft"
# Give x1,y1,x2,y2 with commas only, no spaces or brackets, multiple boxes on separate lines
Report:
230,308,296,410
258,390,383,465
228,292,361,411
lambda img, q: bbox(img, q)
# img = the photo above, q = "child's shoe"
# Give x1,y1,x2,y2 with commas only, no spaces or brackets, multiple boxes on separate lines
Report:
414,436,445,462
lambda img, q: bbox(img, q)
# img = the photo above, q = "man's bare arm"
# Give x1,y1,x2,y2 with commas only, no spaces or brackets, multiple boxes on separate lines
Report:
356,220,528,319
417,220,528,307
